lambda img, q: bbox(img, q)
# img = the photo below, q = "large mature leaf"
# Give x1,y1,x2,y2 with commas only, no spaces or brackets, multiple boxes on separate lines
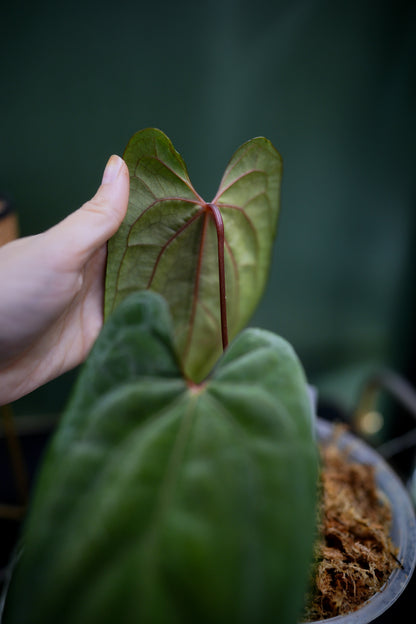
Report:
105,128,282,383
4,292,317,624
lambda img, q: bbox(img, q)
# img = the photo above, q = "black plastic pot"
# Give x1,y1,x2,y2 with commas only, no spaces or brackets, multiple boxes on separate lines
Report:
305,419,416,624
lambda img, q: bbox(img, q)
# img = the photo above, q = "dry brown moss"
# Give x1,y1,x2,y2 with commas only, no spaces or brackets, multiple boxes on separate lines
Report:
304,430,400,621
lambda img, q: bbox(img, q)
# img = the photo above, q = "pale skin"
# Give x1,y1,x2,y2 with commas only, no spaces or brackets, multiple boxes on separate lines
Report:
0,155,130,405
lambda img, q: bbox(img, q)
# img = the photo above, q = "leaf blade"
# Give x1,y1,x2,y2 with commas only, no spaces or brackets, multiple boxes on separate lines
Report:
104,128,203,321
214,137,282,329
4,293,317,624
105,130,282,382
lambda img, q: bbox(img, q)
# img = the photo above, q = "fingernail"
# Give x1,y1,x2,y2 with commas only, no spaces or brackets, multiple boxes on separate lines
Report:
102,155,124,184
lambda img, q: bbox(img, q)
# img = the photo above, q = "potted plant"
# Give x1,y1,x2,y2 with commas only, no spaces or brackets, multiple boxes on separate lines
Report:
1,130,415,624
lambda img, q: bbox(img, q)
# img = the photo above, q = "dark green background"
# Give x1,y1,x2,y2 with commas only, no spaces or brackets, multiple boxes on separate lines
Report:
1,0,415,417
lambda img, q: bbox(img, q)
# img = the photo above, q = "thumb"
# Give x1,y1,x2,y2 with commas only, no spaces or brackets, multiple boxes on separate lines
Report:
48,155,130,266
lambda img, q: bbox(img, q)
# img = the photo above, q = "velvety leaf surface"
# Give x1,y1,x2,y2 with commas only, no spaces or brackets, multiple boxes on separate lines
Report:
105,128,282,382
4,293,317,624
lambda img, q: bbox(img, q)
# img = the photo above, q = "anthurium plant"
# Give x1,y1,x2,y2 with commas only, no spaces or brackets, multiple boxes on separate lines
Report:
3,129,319,624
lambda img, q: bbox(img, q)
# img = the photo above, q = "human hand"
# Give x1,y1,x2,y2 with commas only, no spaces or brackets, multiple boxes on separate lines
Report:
0,155,129,405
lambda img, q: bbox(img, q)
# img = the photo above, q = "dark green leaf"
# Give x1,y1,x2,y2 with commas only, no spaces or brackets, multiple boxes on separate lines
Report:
105,129,282,382
4,292,317,624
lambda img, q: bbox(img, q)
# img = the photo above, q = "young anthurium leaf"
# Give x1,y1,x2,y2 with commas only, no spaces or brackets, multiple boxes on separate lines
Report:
105,128,282,383
4,292,317,624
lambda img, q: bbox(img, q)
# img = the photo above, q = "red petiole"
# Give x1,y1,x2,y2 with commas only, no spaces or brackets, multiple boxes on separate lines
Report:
205,203,228,351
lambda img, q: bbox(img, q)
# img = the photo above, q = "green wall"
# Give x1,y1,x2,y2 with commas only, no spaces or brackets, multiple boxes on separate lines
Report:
1,0,415,415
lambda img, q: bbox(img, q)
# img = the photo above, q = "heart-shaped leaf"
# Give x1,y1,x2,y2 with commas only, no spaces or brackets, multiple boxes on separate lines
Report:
4,292,317,624
105,128,282,383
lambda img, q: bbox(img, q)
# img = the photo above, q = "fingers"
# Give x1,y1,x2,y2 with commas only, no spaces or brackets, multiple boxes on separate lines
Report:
47,155,130,267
